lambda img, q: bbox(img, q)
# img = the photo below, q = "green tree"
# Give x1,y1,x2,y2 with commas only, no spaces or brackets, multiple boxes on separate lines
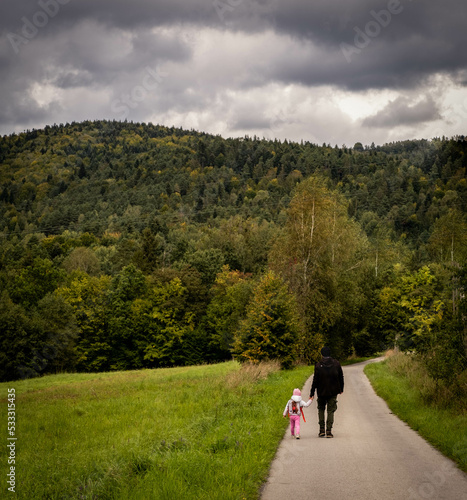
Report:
376,266,444,352
429,209,467,264
0,292,39,381
232,271,301,368
62,247,101,275
8,257,65,308
205,266,253,359
143,277,196,367
35,293,79,373
399,266,444,347
57,273,112,371
184,248,225,286
107,265,148,370
0,292,77,381
132,228,164,273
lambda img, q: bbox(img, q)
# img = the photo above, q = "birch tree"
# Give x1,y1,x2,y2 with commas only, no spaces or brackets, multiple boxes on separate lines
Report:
270,176,368,361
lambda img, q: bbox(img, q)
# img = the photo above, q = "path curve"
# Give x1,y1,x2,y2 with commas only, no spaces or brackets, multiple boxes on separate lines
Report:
261,359,467,500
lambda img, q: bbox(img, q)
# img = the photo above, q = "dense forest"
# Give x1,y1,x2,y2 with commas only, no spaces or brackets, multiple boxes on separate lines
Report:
1,120,466,391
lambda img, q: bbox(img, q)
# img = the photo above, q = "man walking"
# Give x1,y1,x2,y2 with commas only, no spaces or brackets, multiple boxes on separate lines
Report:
309,346,344,438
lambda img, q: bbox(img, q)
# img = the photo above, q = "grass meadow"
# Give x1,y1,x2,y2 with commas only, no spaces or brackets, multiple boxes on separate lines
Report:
0,361,312,499
364,354,467,473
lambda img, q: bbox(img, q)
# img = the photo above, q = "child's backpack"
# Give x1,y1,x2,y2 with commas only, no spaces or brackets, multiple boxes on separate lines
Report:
291,400,300,414
287,400,306,422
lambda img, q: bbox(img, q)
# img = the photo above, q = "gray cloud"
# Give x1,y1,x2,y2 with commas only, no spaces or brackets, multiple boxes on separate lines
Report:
362,94,442,128
232,116,272,131
0,0,465,144
2,1,466,90
0,15,193,128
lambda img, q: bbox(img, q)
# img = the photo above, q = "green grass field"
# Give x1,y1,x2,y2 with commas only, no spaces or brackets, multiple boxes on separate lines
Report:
0,362,312,499
364,357,467,473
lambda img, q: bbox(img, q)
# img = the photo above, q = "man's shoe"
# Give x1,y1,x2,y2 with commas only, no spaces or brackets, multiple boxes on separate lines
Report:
319,428,325,437
326,430,333,438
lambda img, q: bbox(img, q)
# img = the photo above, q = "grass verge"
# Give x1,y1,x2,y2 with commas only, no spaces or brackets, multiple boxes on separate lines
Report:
364,356,467,473
0,361,312,499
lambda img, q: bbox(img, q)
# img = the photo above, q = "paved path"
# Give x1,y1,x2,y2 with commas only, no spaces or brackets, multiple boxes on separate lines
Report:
261,359,467,500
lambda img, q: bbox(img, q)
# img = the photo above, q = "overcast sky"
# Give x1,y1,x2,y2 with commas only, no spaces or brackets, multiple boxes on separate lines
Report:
1,0,466,146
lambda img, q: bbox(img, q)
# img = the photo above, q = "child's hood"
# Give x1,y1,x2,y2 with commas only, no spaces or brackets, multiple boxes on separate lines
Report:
291,388,302,402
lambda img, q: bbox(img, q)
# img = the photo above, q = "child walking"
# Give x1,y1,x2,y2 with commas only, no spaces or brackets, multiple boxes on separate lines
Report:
283,388,312,439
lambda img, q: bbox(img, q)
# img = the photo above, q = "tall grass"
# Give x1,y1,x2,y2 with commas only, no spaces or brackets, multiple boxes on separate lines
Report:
0,361,312,499
365,353,467,473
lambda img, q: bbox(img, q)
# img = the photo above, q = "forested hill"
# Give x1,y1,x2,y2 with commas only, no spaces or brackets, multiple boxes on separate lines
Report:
1,120,466,245
1,120,466,383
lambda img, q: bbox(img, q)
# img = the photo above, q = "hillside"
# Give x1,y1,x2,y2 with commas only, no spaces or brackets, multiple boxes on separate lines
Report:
0,121,466,383
1,121,466,243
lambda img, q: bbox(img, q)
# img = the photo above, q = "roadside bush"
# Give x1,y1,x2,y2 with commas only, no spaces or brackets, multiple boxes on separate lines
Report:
385,352,466,411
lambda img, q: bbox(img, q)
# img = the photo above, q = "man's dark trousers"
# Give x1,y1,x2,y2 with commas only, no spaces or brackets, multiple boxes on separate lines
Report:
318,395,338,431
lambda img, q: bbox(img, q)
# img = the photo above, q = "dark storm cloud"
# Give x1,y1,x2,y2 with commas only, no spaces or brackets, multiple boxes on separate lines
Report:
2,0,465,92
49,27,190,84
362,94,442,128
0,4,193,129
266,35,449,92
0,0,465,141
267,0,467,91
0,0,262,45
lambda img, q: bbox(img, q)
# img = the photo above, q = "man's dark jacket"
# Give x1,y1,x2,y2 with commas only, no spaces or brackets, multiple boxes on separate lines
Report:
310,356,344,399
